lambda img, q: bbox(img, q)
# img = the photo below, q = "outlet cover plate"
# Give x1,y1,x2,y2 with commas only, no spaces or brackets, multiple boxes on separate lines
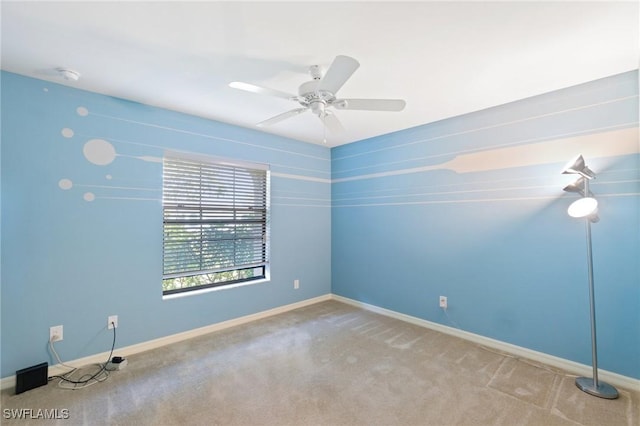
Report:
50,325,63,342
439,296,448,309
108,315,118,329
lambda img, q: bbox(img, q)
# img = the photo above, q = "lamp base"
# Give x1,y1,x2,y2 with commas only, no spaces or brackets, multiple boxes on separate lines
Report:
575,377,619,399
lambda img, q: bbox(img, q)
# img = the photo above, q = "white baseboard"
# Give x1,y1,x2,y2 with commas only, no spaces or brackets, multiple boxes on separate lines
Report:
331,294,640,392
0,294,332,391
3,293,637,393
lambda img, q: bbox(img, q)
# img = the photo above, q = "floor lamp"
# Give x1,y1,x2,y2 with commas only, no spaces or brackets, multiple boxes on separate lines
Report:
562,155,618,399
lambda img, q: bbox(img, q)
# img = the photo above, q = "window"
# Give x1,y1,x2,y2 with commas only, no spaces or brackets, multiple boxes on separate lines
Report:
162,153,269,295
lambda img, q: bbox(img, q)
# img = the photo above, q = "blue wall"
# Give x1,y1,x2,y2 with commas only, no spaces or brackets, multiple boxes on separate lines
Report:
2,70,639,382
1,72,331,379
332,71,640,379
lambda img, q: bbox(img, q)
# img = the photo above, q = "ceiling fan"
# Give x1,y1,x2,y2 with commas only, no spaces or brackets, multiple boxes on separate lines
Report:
229,55,406,134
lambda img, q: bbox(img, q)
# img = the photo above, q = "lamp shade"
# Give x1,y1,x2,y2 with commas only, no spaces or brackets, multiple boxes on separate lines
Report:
563,178,592,197
562,154,596,179
568,197,598,218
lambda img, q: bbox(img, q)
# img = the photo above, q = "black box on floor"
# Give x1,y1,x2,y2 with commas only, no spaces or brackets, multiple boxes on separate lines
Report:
15,362,48,394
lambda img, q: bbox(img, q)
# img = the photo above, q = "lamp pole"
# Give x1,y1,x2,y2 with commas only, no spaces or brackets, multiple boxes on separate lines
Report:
574,178,618,399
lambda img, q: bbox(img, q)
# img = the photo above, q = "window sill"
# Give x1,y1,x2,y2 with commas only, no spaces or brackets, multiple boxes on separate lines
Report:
162,278,270,301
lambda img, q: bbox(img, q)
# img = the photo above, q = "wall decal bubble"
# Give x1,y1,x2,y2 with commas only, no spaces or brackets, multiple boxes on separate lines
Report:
76,107,89,116
58,179,73,190
83,139,116,165
43,88,49,92
84,192,96,202
61,128,74,138
106,174,113,180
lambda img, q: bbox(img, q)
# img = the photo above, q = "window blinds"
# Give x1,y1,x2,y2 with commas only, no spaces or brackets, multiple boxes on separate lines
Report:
162,156,268,280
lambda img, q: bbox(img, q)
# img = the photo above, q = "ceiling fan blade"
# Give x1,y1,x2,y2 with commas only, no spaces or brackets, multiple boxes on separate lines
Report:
333,98,406,111
229,81,297,101
256,107,308,127
316,55,360,94
320,112,345,134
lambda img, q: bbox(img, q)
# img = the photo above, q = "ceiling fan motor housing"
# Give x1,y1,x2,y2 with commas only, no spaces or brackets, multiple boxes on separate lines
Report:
298,80,335,115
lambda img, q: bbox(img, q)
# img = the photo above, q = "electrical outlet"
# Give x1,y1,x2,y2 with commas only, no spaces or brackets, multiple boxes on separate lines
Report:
294,279,300,290
50,325,63,342
439,296,448,309
108,315,118,329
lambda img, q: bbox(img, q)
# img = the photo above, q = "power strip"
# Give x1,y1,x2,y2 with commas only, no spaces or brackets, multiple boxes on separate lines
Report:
106,357,127,371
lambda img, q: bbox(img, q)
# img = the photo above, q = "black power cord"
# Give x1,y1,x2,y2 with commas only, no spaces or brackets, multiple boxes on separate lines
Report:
48,322,117,389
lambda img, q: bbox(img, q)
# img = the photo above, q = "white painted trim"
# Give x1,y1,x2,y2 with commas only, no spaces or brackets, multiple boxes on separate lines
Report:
331,294,640,392
0,294,331,391
4,293,637,393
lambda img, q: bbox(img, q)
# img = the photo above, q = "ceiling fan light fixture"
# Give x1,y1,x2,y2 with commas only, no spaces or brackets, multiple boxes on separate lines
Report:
310,100,326,116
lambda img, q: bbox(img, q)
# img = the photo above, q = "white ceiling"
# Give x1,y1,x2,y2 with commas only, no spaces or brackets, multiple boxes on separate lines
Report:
1,1,638,147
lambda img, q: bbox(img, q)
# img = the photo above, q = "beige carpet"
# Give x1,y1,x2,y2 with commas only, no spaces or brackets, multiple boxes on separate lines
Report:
2,300,638,425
